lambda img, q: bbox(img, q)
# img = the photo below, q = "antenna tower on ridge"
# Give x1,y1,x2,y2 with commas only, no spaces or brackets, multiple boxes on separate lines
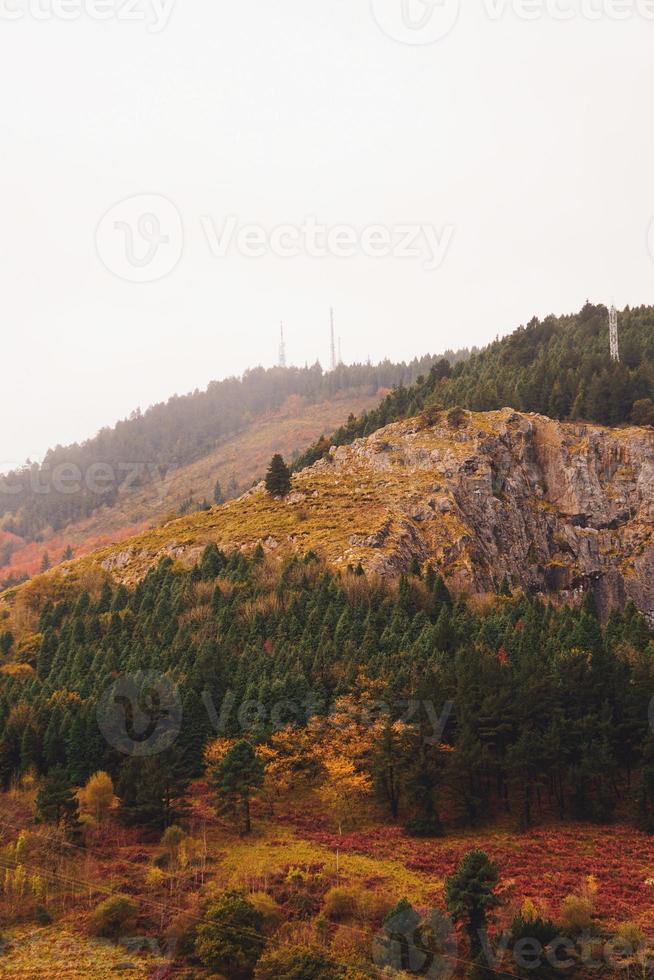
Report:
278,323,287,368
329,308,337,371
609,305,620,363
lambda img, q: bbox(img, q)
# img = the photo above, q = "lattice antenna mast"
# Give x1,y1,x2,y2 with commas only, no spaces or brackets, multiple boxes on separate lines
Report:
338,337,342,366
329,308,337,371
609,305,620,363
278,322,287,368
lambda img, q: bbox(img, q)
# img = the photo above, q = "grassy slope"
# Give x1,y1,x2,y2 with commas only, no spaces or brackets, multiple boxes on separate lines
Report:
0,928,167,979
24,409,644,580
4,410,501,604
0,389,383,585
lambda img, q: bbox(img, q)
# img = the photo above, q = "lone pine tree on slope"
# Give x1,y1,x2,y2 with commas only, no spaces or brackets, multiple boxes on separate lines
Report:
265,454,292,497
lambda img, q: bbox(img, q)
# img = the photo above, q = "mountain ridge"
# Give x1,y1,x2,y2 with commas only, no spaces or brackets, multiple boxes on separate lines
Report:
5,406,653,626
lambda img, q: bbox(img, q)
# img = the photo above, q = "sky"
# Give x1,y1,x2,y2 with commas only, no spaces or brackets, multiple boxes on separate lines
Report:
2,0,653,466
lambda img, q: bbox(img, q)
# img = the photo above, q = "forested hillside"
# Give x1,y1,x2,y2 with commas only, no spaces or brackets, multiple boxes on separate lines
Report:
0,353,467,545
2,550,654,833
2,310,654,976
296,302,654,469
3,551,654,975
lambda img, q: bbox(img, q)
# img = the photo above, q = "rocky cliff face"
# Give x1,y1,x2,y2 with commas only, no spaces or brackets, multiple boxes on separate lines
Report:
9,409,653,623
302,408,654,621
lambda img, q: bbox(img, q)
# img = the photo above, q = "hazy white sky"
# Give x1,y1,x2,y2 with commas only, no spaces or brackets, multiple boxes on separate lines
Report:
2,0,653,465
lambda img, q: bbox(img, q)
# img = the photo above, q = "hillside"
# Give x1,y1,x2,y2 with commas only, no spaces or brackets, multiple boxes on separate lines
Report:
2,407,654,977
5,406,653,625
296,301,654,469
5,299,650,593
0,388,385,588
0,354,465,562
1,505,654,976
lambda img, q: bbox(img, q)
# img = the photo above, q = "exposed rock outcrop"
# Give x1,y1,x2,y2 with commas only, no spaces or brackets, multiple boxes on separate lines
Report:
315,409,654,622
11,409,654,623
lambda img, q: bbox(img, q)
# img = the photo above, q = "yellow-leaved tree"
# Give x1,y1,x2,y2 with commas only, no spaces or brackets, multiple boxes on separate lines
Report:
79,771,116,823
315,695,385,834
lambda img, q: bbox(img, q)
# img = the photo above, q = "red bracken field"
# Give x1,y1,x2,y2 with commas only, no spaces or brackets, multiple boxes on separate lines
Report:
2,782,654,977
285,806,654,931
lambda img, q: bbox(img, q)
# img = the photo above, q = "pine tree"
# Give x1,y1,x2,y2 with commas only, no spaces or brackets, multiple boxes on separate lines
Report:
373,720,405,820
444,850,501,958
36,766,81,834
96,580,112,614
66,715,89,785
375,898,422,973
117,748,191,830
211,740,265,834
264,454,292,498
213,480,225,505
179,689,212,777
20,724,41,775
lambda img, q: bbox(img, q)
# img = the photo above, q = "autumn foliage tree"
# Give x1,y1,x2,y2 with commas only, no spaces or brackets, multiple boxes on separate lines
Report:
79,771,116,823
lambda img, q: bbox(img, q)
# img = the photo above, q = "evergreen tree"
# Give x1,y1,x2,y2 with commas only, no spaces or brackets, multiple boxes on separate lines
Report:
66,715,89,785
444,850,501,959
0,631,14,656
36,766,81,834
117,748,191,830
264,454,292,497
211,740,265,834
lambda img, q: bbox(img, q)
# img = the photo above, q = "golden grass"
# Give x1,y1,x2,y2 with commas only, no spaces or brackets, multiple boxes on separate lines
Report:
0,389,384,586
205,819,433,906
0,927,167,979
